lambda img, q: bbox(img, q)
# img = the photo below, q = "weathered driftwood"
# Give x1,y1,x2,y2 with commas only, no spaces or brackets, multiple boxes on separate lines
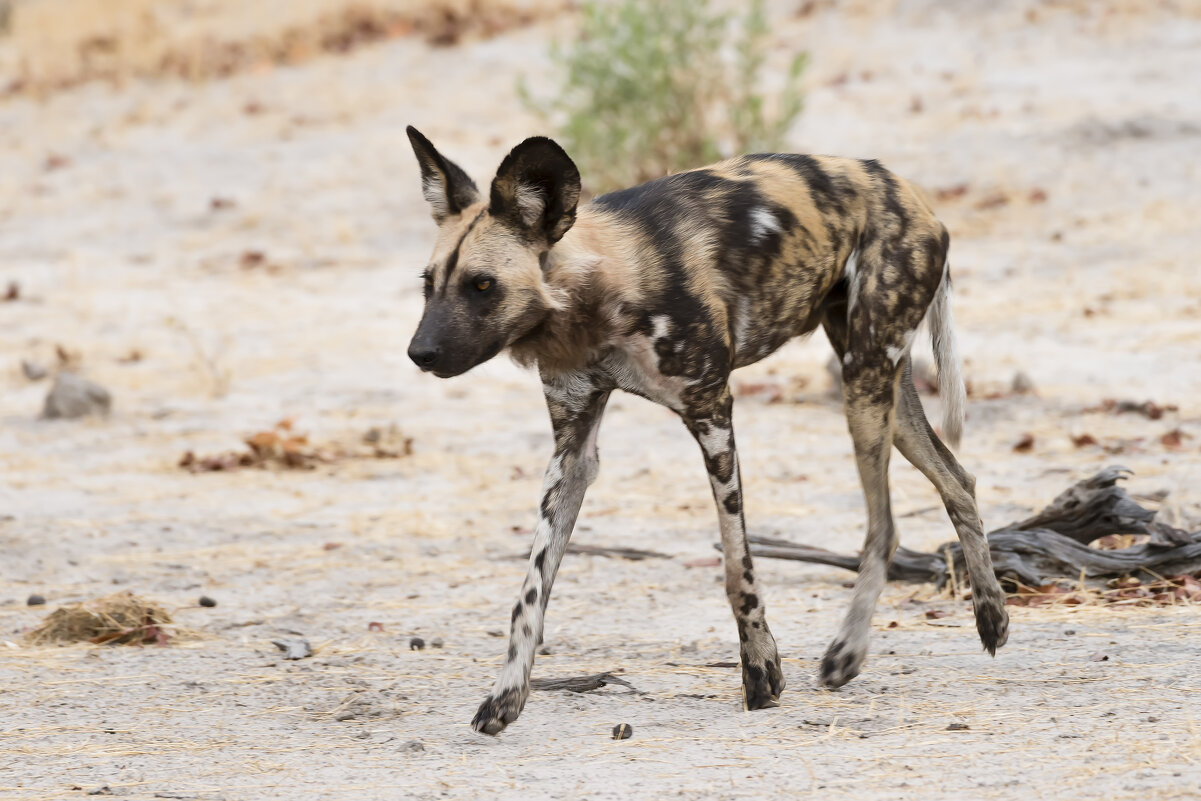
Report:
737,467,1201,587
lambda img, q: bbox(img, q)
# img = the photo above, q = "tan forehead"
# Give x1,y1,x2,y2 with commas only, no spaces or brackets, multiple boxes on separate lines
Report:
430,202,488,259
429,204,527,269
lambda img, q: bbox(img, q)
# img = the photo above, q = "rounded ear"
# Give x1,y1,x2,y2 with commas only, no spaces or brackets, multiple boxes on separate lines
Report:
489,137,581,246
407,125,481,224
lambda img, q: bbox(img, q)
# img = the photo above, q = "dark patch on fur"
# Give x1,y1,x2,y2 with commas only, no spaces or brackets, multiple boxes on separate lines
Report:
739,592,759,616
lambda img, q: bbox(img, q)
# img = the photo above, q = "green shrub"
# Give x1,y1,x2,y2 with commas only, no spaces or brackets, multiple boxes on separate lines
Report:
521,0,806,193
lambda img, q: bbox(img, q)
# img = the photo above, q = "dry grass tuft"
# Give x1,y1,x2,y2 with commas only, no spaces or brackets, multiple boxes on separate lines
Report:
24,591,174,646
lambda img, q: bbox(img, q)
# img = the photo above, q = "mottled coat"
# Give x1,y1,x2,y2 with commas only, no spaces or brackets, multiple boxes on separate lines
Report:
405,127,1008,735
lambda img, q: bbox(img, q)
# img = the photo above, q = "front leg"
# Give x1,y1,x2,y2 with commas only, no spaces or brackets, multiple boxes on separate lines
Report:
471,374,611,735
682,388,785,710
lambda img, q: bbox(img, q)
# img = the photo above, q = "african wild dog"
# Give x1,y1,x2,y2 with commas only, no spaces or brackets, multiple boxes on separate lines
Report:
404,126,1009,735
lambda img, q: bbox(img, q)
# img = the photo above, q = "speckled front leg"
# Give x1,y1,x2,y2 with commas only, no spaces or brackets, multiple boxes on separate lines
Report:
471,374,610,735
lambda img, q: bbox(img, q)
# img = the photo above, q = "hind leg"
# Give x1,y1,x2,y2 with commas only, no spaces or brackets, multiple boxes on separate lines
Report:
819,351,901,688
893,360,1009,653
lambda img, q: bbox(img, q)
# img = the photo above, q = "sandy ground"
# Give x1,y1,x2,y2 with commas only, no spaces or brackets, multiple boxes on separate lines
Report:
2,1,1201,799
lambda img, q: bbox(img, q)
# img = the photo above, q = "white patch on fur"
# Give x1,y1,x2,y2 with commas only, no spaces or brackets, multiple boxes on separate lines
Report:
748,207,780,243
886,329,916,365
422,175,450,221
514,183,546,228
698,425,729,460
844,249,861,312
545,373,600,414
651,314,672,341
604,337,688,411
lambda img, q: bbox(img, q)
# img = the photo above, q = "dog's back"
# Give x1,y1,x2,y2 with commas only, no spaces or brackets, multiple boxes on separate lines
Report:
587,154,948,370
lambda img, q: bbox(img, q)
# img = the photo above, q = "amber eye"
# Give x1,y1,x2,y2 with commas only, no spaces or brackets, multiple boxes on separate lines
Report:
474,277,493,292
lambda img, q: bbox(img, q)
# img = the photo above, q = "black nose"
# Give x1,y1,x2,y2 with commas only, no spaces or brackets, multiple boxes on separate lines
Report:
408,343,440,370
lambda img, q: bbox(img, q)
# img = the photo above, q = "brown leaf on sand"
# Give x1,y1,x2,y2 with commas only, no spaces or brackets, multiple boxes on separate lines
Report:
1160,428,1191,451
924,609,950,619
1006,583,1087,607
182,421,412,473
1086,399,1177,420
934,184,969,202
974,191,1009,210
239,250,267,269
1071,433,1098,448
1013,433,1035,453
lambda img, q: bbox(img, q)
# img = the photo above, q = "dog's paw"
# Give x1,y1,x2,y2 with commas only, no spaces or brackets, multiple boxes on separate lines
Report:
819,637,865,689
974,598,1009,655
741,639,785,710
470,685,527,735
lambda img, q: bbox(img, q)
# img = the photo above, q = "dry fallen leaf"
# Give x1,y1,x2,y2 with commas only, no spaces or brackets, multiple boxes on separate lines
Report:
1160,428,1191,451
934,184,969,202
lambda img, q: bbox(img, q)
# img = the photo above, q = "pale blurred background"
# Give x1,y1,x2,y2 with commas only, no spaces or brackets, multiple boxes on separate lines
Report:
1,2,1200,798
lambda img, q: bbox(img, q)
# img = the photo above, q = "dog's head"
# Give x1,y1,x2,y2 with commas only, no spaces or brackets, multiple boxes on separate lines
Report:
405,127,581,378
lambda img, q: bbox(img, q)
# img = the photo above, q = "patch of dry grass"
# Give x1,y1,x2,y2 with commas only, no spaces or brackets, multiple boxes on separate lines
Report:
24,590,174,646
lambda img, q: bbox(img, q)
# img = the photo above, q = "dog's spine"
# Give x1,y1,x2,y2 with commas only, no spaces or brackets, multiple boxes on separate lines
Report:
928,265,965,448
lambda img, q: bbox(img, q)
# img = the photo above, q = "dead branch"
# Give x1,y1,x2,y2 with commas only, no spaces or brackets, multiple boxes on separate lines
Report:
737,467,1201,587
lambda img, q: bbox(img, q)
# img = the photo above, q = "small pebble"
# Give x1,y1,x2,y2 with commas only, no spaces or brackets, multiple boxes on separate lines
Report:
403,740,425,752
430,637,444,649
946,722,970,731
272,638,313,660
409,637,425,651
198,596,217,608
1064,629,1076,636
27,594,46,606
1011,371,1036,395
41,372,112,419
612,723,632,740
21,360,47,381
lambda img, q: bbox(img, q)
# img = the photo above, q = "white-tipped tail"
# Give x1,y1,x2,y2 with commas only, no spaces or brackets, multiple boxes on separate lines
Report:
928,268,966,448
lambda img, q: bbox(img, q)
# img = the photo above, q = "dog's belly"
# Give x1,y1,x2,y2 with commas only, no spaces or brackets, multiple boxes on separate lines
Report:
728,278,832,369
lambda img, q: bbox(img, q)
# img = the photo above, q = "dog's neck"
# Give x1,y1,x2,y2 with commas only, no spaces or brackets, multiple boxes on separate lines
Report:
508,205,635,376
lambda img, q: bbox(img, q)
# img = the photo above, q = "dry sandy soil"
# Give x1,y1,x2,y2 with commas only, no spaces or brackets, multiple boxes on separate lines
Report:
2,1,1201,799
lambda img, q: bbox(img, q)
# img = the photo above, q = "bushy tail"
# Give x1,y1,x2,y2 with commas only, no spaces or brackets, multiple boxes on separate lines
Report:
928,267,966,448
